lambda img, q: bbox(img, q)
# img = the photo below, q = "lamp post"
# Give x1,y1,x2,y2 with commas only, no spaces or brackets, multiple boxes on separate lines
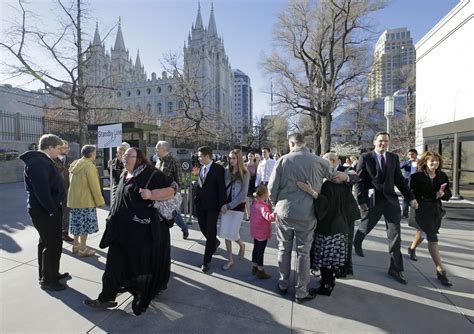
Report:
156,118,162,141
384,95,394,151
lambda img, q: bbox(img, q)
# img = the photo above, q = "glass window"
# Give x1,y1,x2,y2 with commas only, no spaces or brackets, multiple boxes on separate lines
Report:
157,87,162,93
168,102,173,112
460,140,474,200
157,103,162,113
440,138,454,181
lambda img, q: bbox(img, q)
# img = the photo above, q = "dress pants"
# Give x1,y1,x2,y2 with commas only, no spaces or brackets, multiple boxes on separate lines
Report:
173,211,189,233
276,216,315,299
355,201,403,272
196,209,220,264
28,207,63,284
62,193,70,233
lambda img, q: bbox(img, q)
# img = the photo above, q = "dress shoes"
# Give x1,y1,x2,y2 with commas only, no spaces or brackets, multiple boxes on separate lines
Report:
354,241,364,257
40,281,67,291
84,299,118,308
62,233,74,242
183,230,189,240
295,288,317,304
201,263,210,273
255,269,271,279
437,270,453,287
388,269,407,284
277,284,288,296
407,247,417,261
57,272,71,280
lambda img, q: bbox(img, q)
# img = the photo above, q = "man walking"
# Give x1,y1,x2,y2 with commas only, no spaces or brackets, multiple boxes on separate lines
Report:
194,146,226,273
255,146,276,187
19,134,69,291
53,140,73,242
155,140,189,239
268,133,347,303
353,132,418,284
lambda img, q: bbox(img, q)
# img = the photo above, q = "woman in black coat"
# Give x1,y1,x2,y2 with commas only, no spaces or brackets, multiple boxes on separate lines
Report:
408,151,452,286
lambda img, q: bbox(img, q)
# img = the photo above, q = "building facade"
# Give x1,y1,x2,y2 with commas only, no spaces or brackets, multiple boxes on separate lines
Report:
84,4,234,129
368,28,415,100
415,0,473,200
232,69,252,143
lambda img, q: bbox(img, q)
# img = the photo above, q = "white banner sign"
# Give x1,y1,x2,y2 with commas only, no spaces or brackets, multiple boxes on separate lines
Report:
97,123,123,148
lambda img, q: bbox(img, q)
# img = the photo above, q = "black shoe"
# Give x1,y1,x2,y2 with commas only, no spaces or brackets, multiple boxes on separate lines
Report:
437,270,453,287
407,247,418,261
277,284,288,295
388,269,407,284
354,241,364,257
316,284,333,296
62,233,74,242
201,263,210,273
118,286,128,293
40,281,67,291
402,213,409,219
213,239,221,254
295,288,317,304
183,230,189,240
132,297,146,316
57,272,71,280
84,299,118,308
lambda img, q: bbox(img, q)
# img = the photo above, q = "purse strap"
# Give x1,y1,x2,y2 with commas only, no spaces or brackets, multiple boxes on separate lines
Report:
144,170,157,190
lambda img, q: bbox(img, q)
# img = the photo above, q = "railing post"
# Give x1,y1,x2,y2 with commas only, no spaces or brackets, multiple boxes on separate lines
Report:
15,112,21,141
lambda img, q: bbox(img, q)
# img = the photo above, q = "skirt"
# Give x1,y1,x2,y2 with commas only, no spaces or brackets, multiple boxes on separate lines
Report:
218,210,245,241
69,208,99,236
311,233,347,269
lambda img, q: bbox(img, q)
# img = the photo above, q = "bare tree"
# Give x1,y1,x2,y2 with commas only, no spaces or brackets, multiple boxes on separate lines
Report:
262,0,385,154
0,0,117,146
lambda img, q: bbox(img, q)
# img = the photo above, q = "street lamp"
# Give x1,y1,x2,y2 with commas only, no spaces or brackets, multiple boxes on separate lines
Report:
156,118,162,141
384,95,394,151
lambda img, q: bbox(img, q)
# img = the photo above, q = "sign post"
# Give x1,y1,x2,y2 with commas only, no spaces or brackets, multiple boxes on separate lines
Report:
97,123,123,205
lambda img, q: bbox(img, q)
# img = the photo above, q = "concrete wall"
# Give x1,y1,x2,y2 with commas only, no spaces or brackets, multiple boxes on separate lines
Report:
415,0,474,151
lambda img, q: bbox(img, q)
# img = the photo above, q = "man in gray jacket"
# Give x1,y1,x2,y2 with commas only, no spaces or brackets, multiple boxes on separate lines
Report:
268,133,347,303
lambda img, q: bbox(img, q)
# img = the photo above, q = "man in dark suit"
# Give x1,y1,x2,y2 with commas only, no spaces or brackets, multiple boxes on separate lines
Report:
353,132,418,284
194,146,226,273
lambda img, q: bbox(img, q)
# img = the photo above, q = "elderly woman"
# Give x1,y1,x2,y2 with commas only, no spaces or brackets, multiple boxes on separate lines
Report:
84,147,175,316
408,151,452,286
219,149,250,270
67,145,105,257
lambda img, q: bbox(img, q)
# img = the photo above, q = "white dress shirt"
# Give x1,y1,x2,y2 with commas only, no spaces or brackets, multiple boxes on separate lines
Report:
255,158,277,187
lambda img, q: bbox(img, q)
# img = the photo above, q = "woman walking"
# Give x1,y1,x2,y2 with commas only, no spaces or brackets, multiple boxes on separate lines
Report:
408,151,453,286
219,149,250,270
67,145,105,257
84,147,175,315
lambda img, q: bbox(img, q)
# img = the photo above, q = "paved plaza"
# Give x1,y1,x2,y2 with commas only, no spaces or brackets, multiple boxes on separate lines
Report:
1,182,473,333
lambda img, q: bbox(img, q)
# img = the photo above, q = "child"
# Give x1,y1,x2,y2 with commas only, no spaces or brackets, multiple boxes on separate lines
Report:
250,185,276,279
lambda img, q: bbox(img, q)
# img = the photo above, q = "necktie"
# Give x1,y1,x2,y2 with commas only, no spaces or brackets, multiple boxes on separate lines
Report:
201,166,206,183
381,155,386,175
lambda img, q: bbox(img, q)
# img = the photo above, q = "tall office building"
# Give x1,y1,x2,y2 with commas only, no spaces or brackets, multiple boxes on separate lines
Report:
368,28,415,100
232,69,252,143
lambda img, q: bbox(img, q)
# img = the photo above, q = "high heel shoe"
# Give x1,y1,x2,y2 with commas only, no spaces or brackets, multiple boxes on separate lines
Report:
407,247,417,261
437,270,453,287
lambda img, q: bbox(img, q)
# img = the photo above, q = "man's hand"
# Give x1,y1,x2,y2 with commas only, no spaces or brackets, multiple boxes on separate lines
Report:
359,203,369,212
220,205,228,214
410,199,418,209
332,172,348,184
108,159,113,168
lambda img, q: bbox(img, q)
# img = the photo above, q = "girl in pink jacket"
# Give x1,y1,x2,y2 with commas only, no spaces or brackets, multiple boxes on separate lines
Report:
250,185,276,279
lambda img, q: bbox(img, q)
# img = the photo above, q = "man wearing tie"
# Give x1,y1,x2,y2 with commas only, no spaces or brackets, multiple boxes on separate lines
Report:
255,146,277,187
353,132,418,284
194,146,227,273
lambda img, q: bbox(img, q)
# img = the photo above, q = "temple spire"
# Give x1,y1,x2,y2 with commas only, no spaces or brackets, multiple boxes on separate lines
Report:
208,2,217,36
93,21,101,45
114,16,126,50
194,2,204,30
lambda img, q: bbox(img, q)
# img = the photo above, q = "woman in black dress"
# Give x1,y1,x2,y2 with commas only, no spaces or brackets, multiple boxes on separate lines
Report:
85,147,175,315
408,151,452,286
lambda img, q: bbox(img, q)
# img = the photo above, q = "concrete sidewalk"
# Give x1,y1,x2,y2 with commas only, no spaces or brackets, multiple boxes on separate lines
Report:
1,182,473,333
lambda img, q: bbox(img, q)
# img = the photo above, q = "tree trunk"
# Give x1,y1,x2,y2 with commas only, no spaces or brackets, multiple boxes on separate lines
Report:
76,0,87,147
321,113,332,154
311,114,321,155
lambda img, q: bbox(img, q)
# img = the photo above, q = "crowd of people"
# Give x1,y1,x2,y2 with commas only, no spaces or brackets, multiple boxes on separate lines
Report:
20,130,454,313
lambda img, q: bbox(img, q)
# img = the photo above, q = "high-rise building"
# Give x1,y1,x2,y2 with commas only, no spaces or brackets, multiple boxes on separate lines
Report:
232,69,252,143
368,28,415,100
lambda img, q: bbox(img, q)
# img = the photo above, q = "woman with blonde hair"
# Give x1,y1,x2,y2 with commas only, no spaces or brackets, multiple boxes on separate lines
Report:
408,151,452,286
219,149,250,270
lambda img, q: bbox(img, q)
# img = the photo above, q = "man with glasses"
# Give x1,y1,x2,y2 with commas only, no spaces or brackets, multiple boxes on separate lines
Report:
255,146,277,187
155,141,189,239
